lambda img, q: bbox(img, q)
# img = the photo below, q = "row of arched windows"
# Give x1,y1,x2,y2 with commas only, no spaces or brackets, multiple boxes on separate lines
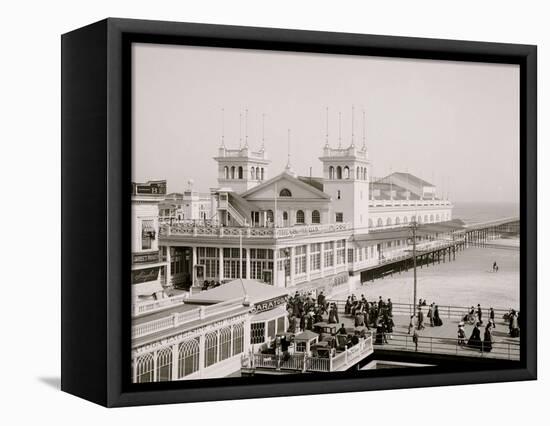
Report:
134,324,246,383
278,209,321,224
223,166,265,181
328,165,367,181
368,213,445,228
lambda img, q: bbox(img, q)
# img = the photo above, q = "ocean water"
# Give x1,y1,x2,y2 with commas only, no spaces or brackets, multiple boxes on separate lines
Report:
452,202,519,225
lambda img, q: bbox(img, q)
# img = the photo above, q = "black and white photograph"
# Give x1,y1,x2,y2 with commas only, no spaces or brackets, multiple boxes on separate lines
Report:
130,43,522,383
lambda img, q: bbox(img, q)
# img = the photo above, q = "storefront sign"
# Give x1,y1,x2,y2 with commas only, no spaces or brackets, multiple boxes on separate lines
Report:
132,251,161,265
132,267,160,284
252,296,287,313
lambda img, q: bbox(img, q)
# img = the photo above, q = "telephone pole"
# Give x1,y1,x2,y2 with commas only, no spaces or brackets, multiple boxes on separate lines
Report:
410,219,418,317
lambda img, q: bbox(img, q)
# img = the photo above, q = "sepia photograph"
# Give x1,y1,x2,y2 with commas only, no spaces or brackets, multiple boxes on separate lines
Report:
130,42,520,383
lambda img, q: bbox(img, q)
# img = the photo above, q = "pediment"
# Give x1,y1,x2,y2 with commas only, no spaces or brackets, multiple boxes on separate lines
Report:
240,172,330,201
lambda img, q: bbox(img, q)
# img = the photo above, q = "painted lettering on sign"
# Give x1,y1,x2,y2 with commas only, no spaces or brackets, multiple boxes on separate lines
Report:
252,296,288,313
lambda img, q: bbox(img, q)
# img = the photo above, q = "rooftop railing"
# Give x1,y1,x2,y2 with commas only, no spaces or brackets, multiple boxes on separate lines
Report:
160,222,352,239
368,199,452,208
132,297,247,340
132,293,189,317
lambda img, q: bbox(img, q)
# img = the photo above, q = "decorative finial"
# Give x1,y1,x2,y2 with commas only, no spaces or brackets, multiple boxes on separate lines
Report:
261,113,266,151
324,107,330,148
362,109,366,151
338,112,342,148
350,105,355,148
239,112,242,149
285,129,292,172
244,108,249,148
220,108,225,148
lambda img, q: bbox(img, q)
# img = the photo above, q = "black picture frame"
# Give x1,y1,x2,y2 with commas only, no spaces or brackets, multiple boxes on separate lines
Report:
61,18,537,407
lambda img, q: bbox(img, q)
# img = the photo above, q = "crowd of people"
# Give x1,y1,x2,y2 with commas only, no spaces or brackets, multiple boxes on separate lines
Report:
286,290,340,333
284,291,519,355
285,291,396,345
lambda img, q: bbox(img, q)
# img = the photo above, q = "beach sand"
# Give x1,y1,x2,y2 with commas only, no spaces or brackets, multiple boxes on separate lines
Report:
348,238,520,309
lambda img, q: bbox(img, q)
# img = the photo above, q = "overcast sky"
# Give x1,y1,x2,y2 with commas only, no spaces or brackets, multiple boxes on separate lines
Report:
132,43,519,203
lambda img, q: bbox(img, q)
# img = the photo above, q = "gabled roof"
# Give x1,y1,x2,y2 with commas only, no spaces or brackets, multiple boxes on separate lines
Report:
298,176,325,192
187,279,288,305
240,171,331,200
381,172,434,187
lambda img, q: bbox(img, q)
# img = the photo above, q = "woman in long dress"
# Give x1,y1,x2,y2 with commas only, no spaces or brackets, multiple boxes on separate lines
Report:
467,323,482,350
482,324,493,352
433,305,443,327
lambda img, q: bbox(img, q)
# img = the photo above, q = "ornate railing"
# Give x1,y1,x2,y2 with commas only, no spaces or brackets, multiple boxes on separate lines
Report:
132,294,189,317
369,199,452,208
160,222,352,239
243,335,373,373
132,297,246,339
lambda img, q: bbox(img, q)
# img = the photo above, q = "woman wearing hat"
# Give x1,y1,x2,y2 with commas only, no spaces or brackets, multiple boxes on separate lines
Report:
457,323,466,346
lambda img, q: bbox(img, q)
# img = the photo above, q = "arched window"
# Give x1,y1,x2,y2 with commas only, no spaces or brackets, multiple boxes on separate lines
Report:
233,323,244,355
329,166,334,179
337,190,341,200
279,188,292,197
377,218,383,227
368,219,374,228
403,216,408,224
336,166,342,179
395,217,401,225
261,168,265,180
283,211,288,221
386,217,392,226
136,353,154,383
178,338,199,378
231,166,235,179
357,166,360,180
296,210,305,224
436,214,440,222
266,210,274,224
363,168,367,180
219,326,232,361
417,216,422,224
311,210,320,224
344,166,350,179
238,166,243,179
205,331,218,367
156,347,173,382
250,167,255,179
224,166,229,179
430,214,434,223
424,215,429,223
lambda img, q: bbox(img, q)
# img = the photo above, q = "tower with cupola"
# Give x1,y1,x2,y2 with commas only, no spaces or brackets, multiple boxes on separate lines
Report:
213,110,271,194
319,109,370,232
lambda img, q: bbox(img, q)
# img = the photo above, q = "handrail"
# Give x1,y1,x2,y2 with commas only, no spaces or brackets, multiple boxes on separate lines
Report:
375,332,519,361
328,299,516,320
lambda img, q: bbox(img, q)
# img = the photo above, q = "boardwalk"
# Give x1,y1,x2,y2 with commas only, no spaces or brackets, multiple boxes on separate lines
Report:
333,309,520,361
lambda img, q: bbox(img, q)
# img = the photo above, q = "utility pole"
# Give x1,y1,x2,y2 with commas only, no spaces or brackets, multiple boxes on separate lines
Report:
409,219,418,317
